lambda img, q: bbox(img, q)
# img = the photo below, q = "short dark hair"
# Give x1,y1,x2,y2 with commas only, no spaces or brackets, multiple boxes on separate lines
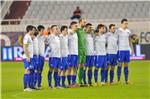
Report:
97,24,105,29
70,21,77,26
85,23,92,28
51,25,57,29
37,25,45,31
109,24,115,29
61,25,68,32
26,25,34,32
121,19,128,24
95,24,105,33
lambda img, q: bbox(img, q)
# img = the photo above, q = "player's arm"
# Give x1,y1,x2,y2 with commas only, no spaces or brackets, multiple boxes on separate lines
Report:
129,29,137,55
44,36,49,45
23,43,30,62
129,36,135,56
23,36,30,62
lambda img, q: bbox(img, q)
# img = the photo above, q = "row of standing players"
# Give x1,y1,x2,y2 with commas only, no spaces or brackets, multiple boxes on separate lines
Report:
23,18,134,91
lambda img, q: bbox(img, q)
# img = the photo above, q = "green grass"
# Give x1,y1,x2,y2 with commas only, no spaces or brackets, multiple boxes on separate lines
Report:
1,61,150,99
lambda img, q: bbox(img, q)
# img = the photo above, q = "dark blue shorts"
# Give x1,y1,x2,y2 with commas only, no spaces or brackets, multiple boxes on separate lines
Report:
49,57,60,68
59,57,68,70
39,56,45,71
118,50,130,63
68,55,78,67
23,58,34,70
95,55,107,68
107,54,117,66
85,55,95,67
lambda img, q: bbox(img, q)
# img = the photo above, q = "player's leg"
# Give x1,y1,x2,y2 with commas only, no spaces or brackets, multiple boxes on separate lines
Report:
124,62,129,83
110,54,117,84
61,69,66,88
87,56,94,86
71,55,78,86
67,67,71,86
37,56,44,88
83,55,90,85
28,58,35,89
61,57,68,88
101,56,107,85
124,50,130,84
94,56,99,84
110,66,114,84
105,55,110,84
82,55,87,85
78,49,86,85
57,69,61,88
48,57,54,88
56,58,61,88
33,55,38,88
54,68,58,88
24,69,31,91
105,66,109,83
71,67,76,85
88,67,92,85
83,66,88,85
48,67,53,88
67,55,72,86
78,62,84,84
59,57,64,87
117,51,124,82
23,59,32,91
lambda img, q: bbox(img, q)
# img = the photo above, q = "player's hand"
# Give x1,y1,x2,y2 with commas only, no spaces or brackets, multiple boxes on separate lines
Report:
27,57,30,62
131,51,135,56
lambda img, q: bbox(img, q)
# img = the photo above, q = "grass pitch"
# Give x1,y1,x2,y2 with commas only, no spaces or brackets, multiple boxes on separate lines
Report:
1,61,150,99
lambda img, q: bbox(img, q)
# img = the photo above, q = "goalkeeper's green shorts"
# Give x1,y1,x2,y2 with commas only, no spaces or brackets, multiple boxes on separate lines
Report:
78,48,86,64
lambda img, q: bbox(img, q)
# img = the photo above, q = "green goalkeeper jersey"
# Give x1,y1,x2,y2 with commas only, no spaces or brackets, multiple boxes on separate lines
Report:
77,28,86,49
77,27,86,63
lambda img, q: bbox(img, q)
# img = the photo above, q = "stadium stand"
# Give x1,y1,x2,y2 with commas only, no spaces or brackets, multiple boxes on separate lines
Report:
1,0,150,43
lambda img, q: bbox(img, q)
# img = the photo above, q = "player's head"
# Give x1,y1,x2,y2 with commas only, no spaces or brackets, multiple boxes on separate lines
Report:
96,24,105,34
26,25,36,35
51,25,59,35
61,25,68,35
79,18,87,28
70,21,78,32
33,28,39,37
109,24,116,33
85,23,93,34
121,18,128,29
37,25,45,35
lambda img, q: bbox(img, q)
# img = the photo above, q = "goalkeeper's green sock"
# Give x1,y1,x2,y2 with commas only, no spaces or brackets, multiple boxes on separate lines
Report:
78,67,83,84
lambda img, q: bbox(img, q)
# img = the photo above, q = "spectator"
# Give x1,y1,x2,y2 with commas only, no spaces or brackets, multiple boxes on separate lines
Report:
71,6,81,20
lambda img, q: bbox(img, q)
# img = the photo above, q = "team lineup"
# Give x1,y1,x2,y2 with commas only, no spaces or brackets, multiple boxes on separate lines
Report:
23,18,135,91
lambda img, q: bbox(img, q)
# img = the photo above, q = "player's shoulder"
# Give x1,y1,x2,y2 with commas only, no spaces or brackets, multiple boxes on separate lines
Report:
24,33,30,38
105,32,111,36
23,33,31,41
116,28,121,32
125,28,131,34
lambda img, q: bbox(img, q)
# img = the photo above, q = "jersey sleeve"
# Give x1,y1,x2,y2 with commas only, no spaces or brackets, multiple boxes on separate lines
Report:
23,35,28,45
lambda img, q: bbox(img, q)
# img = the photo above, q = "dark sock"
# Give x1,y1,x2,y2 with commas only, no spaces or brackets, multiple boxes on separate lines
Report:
110,70,114,83
83,69,86,84
24,74,29,89
67,75,71,85
48,71,52,87
117,66,122,81
62,76,66,87
54,72,58,87
94,69,98,83
88,69,92,84
124,66,129,82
